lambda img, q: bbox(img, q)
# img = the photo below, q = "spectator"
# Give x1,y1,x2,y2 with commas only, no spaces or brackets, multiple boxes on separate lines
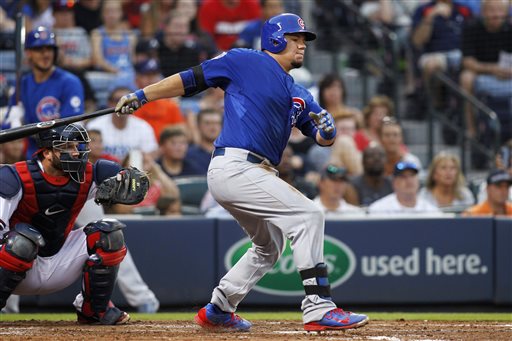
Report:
91,0,137,90
308,110,363,176
157,127,203,178
464,169,512,216
86,129,120,164
53,0,92,73
317,73,363,127
22,0,54,31
354,95,395,150
368,161,441,214
198,0,261,51
459,0,512,138
235,0,284,49
0,1,17,33
328,111,364,175
156,194,183,216
278,144,317,199
0,138,25,164
158,13,209,78
313,165,366,217
186,108,223,174
134,38,160,64
477,139,512,203
175,0,219,58
380,116,423,177
139,0,176,39
411,0,472,106
418,152,475,211
108,151,180,215
133,58,186,141
52,0,96,114
7,26,84,158
351,145,393,207
73,0,103,34
86,86,158,161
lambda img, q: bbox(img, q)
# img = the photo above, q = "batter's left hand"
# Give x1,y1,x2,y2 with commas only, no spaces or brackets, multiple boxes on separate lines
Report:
115,89,148,115
309,110,336,140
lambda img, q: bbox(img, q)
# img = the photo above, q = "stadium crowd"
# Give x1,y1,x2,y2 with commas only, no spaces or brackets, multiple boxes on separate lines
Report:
0,0,511,218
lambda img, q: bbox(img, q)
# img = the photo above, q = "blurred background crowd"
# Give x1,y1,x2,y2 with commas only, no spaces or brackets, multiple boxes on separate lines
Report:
0,0,511,218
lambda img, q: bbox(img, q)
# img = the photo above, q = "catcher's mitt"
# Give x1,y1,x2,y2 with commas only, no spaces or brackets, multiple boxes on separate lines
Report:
95,167,149,206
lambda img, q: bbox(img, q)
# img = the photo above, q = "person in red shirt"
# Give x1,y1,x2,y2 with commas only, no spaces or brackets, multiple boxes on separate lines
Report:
198,0,261,51
133,58,186,141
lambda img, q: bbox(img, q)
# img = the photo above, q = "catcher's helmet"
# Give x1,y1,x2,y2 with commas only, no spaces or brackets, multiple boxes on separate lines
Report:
25,26,57,50
261,13,316,54
36,123,91,183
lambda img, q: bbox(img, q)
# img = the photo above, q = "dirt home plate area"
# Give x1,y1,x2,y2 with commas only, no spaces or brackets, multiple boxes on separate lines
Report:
1,320,511,340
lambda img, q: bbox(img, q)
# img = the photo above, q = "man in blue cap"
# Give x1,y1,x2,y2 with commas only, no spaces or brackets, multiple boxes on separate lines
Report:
368,162,441,215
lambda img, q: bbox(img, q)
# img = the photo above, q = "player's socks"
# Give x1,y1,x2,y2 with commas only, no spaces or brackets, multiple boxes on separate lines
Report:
195,303,251,331
304,308,369,331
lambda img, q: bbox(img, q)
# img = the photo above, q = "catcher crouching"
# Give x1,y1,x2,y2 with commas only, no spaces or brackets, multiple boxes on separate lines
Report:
0,123,149,324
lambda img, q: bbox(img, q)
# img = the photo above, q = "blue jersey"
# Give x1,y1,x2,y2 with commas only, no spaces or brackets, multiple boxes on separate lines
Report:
10,67,84,156
201,48,321,165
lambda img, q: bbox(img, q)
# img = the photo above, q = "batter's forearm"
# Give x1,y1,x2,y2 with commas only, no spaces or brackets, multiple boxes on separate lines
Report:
143,74,185,101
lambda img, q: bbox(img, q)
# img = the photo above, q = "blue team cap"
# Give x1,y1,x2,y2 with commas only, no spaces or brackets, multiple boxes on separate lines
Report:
322,164,348,181
487,169,512,185
135,58,160,74
393,161,419,176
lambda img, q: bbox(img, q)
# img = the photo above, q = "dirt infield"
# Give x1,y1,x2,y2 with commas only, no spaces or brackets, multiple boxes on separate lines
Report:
0,319,511,340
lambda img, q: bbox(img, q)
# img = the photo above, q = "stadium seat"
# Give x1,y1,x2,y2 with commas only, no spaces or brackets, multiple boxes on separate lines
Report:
174,176,209,215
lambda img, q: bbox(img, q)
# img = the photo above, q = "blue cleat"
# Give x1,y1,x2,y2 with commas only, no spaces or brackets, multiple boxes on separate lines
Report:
194,303,252,332
304,308,369,331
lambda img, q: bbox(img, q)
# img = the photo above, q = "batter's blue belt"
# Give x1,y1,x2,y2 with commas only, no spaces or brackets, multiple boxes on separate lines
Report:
212,147,267,164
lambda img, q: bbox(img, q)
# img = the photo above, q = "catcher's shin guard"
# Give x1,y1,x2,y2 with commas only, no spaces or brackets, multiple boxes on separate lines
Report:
0,223,45,308
299,263,332,300
80,219,127,320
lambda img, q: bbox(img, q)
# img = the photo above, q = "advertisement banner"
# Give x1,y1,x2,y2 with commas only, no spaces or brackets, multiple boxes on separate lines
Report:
218,217,494,305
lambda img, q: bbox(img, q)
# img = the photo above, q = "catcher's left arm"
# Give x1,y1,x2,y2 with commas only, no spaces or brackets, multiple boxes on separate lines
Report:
94,167,150,207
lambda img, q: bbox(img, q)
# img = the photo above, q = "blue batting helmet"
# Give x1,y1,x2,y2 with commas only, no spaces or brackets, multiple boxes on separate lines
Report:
25,26,57,50
261,13,316,54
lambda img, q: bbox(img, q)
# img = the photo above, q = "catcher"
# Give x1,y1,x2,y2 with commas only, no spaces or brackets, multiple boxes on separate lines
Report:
0,123,149,324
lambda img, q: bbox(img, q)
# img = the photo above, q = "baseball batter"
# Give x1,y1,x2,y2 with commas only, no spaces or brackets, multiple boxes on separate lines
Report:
116,13,368,331
0,123,148,324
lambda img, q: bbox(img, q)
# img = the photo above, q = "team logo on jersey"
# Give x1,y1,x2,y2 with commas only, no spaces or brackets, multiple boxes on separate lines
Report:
70,96,81,109
291,97,306,127
36,96,61,121
298,18,305,29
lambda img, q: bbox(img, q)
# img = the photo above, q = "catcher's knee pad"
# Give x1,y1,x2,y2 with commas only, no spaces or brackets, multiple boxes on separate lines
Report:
0,223,45,308
84,218,127,266
82,219,126,314
299,263,332,300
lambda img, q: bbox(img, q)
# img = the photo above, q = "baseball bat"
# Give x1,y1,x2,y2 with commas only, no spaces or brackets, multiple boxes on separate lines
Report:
0,107,115,144
14,12,25,105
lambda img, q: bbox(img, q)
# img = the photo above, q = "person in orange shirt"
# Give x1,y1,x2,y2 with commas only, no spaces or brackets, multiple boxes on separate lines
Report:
464,169,512,216
133,58,186,141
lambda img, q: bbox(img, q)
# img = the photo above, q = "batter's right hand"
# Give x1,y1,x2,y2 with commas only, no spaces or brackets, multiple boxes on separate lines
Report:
115,89,147,115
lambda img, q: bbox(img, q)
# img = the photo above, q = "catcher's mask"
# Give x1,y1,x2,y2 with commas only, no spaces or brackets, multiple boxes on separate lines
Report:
36,123,91,183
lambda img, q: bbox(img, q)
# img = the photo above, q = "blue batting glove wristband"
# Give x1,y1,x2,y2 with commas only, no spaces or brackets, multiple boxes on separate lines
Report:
135,89,148,105
319,126,336,140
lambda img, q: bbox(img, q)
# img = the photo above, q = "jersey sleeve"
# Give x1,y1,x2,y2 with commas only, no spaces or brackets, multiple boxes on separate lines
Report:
59,74,85,117
200,51,233,89
293,84,323,139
